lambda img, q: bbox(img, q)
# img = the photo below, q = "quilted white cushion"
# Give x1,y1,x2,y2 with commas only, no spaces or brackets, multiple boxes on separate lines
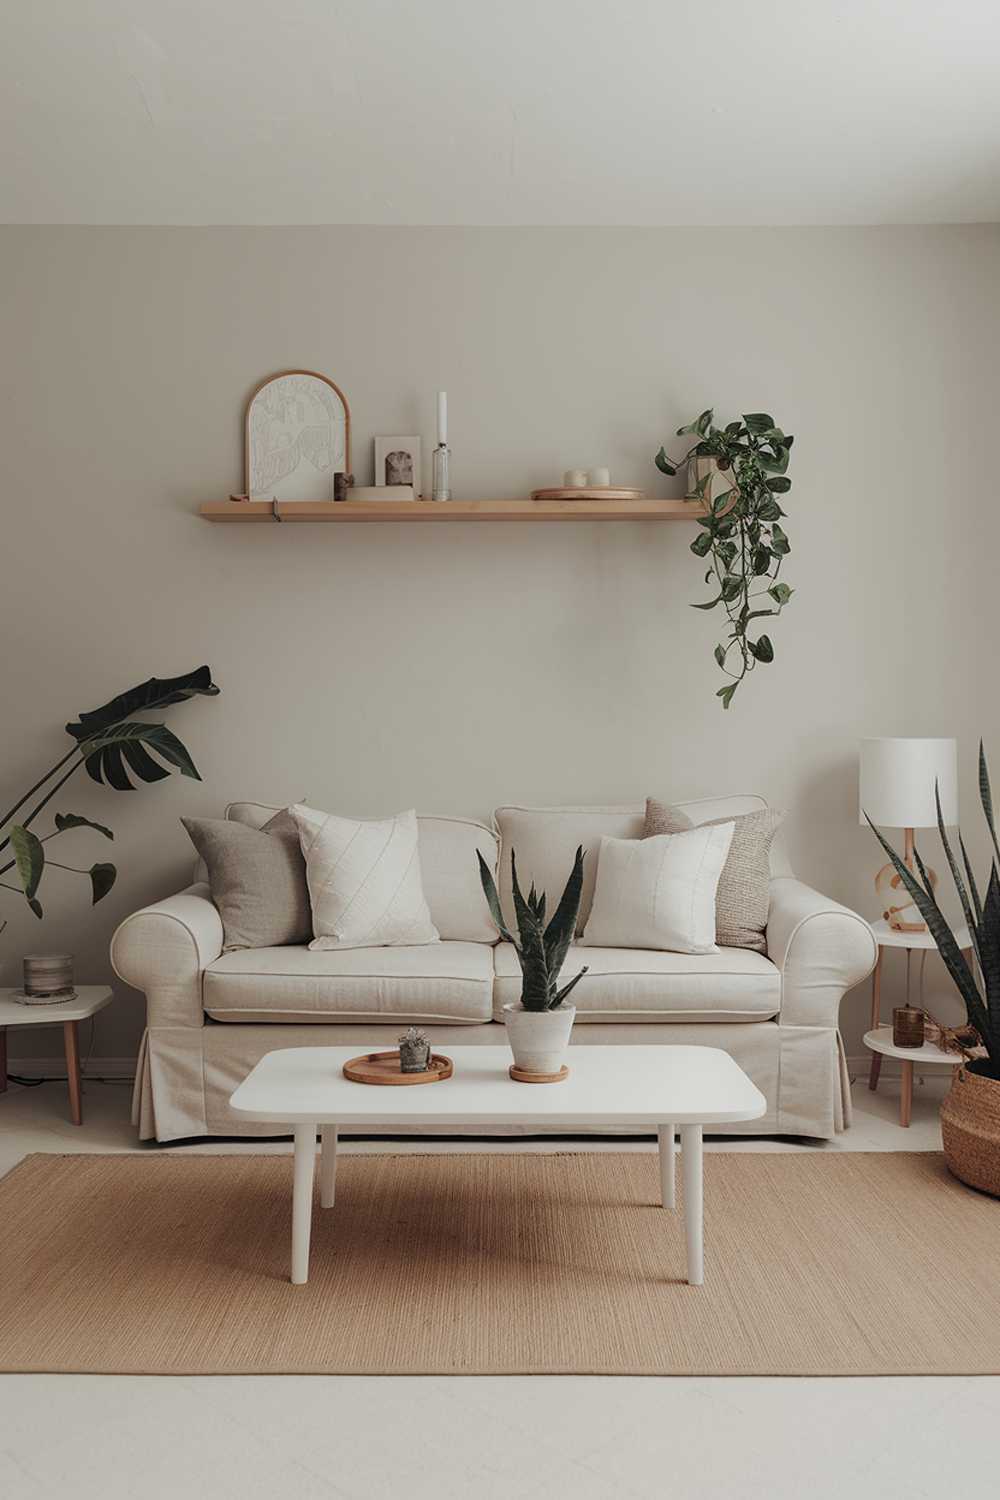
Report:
581,823,735,954
292,804,439,951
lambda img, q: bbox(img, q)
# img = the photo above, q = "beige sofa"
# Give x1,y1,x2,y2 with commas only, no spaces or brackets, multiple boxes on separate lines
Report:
111,795,876,1142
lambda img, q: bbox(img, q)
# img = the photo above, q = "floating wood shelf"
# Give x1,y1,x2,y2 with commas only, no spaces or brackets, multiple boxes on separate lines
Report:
199,498,700,523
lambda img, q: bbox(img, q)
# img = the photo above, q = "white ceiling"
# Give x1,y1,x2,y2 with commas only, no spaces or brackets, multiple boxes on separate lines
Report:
5,0,1000,225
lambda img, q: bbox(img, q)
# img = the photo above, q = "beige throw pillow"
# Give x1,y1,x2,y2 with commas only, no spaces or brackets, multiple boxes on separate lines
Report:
644,799,784,952
182,808,312,951
292,804,439,951
581,823,735,954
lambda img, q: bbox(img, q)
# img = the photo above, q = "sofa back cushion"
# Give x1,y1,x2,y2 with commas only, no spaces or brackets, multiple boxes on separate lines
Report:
493,797,788,934
216,802,499,943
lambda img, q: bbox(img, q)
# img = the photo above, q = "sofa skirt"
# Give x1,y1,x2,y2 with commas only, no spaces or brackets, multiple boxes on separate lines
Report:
132,1019,852,1143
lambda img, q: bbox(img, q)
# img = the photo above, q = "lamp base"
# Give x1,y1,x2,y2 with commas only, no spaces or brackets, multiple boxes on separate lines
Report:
874,861,937,933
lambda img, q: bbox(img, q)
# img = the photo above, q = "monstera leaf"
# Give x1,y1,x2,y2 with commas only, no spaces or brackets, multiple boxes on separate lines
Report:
65,666,218,743
77,723,201,789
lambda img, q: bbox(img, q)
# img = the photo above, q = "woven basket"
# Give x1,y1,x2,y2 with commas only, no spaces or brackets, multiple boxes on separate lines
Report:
940,1065,1000,1198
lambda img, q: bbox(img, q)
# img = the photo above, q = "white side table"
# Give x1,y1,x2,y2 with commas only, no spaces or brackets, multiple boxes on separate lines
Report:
864,918,971,1127
0,986,113,1125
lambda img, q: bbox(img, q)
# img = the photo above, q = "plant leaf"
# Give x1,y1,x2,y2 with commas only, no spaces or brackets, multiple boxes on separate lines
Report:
80,723,201,788
742,413,775,434
543,845,586,985
553,965,589,1007
979,741,1000,871
757,446,789,475
749,635,774,663
766,476,791,493
89,862,117,904
10,824,44,899
54,812,114,840
690,531,713,558
654,447,677,476
768,582,794,605
770,523,790,556
477,851,516,947
692,594,722,611
717,683,737,709
721,576,743,602
28,897,43,919
65,666,219,743
677,409,713,437
934,782,980,966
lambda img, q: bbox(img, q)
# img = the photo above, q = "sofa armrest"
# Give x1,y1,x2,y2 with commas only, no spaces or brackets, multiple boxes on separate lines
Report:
767,877,877,1029
111,882,222,1029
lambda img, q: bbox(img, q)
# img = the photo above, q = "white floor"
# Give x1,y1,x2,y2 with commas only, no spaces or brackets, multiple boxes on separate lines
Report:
1,1068,996,1500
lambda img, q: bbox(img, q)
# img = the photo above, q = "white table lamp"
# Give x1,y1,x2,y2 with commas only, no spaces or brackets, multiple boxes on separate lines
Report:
859,737,958,931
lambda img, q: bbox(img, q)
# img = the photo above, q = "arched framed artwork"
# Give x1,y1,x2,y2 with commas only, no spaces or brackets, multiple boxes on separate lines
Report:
245,370,351,501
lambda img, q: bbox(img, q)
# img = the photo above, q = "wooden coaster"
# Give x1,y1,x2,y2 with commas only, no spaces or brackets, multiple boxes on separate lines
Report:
343,1051,453,1086
508,1063,570,1084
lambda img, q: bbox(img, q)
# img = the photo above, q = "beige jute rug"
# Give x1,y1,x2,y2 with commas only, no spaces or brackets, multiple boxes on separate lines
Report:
2,1150,998,1375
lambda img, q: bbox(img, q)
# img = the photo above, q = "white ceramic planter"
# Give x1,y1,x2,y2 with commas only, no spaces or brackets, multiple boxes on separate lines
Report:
502,1003,576,1074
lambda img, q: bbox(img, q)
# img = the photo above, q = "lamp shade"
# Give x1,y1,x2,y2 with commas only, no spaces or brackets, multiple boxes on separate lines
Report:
859,737,958,828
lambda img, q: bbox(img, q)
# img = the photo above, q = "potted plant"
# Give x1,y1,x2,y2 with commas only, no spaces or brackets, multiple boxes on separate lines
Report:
655,409,795,709
477,847,588,1076
398,1026,431,1073
868,743,1000,1196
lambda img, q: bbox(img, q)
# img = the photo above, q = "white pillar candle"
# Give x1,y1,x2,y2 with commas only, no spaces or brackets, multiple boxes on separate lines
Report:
564,468,588,488
437,391,447,445
589,467,611,487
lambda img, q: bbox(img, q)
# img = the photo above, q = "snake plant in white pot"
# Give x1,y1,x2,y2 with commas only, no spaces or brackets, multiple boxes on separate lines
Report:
477,847,588,1076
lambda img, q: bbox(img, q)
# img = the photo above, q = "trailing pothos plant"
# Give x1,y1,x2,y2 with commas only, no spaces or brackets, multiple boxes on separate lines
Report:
655,409,794,709
0,666,219,930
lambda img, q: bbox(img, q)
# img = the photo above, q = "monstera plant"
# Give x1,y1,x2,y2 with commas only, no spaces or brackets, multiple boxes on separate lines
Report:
0,666,219,926
655,409,795,709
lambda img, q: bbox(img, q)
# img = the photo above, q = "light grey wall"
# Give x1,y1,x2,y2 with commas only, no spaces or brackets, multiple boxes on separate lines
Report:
2,226,997,1064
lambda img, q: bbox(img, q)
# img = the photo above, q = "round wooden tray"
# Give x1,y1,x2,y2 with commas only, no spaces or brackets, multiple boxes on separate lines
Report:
530,487,646,503
343,1050,453,1086
509,1063,570,1084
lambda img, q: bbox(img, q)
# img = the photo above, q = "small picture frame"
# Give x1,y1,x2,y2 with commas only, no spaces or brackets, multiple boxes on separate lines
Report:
374,435,422,497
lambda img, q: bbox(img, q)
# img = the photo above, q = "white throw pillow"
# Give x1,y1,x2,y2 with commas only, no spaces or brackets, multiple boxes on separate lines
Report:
580,823,735,954
291,804,439,950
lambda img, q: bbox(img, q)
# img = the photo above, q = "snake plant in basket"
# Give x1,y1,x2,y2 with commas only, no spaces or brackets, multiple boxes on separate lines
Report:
867,742,1000,1195
477,846,588,1076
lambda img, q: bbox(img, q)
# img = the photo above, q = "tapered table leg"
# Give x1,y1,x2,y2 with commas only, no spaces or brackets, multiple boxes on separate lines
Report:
291,1123,316,1284
680,1125,704,1285
900,1060,913,1128
320,1124,338,1208
657,1124,675,1209
868,950,883,1090
63,1020,82,1125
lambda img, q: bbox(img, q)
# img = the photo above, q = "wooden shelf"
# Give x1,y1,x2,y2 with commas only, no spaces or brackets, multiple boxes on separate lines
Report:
199,498,700,523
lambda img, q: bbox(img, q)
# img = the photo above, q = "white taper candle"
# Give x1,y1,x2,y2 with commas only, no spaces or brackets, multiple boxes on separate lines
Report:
437,390,447,445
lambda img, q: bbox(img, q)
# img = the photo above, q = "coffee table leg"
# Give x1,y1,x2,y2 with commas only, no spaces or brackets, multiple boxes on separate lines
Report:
657,1124,675,1208
291,1123,316,1285
320,1125,338,1208
680,1125,703,1285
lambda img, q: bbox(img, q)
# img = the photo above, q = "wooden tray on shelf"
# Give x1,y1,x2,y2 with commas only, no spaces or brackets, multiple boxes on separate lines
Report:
530,487,646,503
342,1050,453,1086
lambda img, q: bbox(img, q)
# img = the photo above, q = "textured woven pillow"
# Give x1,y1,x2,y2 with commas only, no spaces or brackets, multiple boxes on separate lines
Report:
181,808,312,951
581,823,735,954
291,804,439,951
644,799,784,953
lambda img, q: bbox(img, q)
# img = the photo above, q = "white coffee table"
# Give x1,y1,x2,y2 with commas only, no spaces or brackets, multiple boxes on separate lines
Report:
230,1044,766,1287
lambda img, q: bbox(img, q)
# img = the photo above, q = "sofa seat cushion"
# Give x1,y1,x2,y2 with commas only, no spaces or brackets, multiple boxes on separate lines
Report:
492,942,780,1023
204,941,493,1025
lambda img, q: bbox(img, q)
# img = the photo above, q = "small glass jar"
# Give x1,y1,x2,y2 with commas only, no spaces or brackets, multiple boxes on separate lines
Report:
893,1006,925,1049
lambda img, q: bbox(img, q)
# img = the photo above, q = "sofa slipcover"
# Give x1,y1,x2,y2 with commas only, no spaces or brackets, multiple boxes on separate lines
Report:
491,941,781,1023
112,795,877,1143
204,940,493,1025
